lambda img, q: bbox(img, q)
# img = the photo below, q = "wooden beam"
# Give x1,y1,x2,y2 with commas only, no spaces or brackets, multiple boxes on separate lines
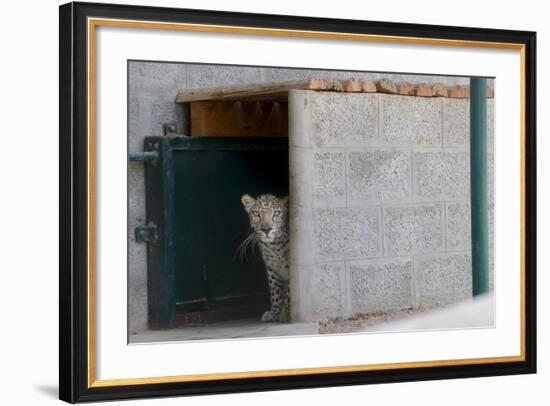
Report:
190,101,288,137
176,77,327,103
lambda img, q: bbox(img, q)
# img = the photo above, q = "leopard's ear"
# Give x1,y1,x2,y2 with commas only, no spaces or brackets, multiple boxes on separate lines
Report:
241,194,256,212
280,196,289,206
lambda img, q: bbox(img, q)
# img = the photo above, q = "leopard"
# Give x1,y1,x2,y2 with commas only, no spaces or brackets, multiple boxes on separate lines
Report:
240,193,290,323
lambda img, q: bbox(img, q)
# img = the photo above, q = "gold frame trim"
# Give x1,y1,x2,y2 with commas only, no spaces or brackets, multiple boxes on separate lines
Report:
87,17,527,388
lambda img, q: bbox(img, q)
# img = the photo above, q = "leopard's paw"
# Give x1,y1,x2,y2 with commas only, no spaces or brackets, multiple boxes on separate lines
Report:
261,310,278,322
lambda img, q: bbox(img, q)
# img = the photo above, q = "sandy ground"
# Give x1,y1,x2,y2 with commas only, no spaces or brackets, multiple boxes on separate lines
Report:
318,307,436,334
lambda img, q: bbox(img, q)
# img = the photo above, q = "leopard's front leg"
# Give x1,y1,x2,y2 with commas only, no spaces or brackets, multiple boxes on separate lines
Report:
262,269,288,322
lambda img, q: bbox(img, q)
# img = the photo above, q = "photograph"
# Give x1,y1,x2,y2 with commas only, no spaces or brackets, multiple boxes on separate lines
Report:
127,62,496,344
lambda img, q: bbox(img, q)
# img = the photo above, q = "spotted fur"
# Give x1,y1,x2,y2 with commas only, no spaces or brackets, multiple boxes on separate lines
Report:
241,194,289,322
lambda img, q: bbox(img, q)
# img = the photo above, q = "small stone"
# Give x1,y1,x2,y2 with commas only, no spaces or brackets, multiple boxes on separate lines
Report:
361,80,377,93
327,79,344,92
450,85,466,98
463,86,471,98
398,81,415,95
415,83,433,97
376,79,398,94
487,87,494,98
432,83,448,97
344,78,362,92
309,77,328,90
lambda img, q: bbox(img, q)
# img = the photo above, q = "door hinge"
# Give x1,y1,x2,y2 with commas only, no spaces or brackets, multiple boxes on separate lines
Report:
135,223,158,243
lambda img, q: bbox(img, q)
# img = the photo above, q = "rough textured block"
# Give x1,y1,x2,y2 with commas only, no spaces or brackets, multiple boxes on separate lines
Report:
348,150,410,203
262,68,325,82
349,258,414,313
487,99,495,147
288,90,313,148
128,164,146,222
311,92,378,147
414,151,470,199
446,202,471,250
375,75,468,87
444,99,469,146
488,153,494,199
444,99,494,147
262,68,357,82
416,253,472,307
289,146,313,208
128,287,148,334
289,264,314,322
129,61,187,97
488,202,494,249
129,95,180,139
381,95,442,145
128,228,148,333
128,95,154,142
187,64,262,88
263,69,468,84
383,204,443,255
313,151,346,205
312,262,347,318
314,208,381,261
446,201,494,251
289,205,315,267
489,250,494,291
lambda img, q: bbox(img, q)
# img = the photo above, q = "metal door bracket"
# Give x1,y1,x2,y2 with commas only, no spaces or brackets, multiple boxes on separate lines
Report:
135,223,158,243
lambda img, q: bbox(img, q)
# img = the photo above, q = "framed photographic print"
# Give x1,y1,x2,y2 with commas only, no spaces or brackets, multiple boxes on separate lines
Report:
59,1,536,403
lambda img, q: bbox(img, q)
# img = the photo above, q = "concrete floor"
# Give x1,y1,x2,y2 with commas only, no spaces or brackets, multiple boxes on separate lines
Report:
129,296,493,344
129,319,319,344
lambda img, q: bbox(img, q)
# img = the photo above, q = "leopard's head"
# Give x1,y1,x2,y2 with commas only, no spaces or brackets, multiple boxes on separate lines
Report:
241,194,289,243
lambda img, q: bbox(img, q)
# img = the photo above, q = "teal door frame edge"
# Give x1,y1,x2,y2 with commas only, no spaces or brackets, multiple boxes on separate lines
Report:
143,137,177,329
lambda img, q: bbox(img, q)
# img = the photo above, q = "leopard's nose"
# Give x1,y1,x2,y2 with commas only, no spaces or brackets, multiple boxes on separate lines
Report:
262,226,272,235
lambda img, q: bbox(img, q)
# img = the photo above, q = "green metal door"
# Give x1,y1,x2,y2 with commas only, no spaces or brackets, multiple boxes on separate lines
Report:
139,136,288,328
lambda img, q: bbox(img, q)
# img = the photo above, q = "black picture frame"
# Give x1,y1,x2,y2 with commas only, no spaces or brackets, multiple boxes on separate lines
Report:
59,1,537,403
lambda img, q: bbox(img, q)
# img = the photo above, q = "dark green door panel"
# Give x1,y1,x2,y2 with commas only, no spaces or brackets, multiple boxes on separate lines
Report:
173,148,289,311
141,136,288,327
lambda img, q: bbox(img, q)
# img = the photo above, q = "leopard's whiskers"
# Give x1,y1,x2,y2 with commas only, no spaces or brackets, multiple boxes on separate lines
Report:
235,231,259,262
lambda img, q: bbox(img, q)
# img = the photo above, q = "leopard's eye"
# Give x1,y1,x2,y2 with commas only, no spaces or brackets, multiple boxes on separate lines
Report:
274,209,281,216
252,209,259,216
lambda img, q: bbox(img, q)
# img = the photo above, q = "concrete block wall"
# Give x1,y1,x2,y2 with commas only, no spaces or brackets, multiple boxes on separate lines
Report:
288,90,494,322
128,61,492,332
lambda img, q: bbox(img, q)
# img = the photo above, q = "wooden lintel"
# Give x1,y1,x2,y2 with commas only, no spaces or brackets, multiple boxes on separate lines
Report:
177,77,327,103
190,101,288,137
